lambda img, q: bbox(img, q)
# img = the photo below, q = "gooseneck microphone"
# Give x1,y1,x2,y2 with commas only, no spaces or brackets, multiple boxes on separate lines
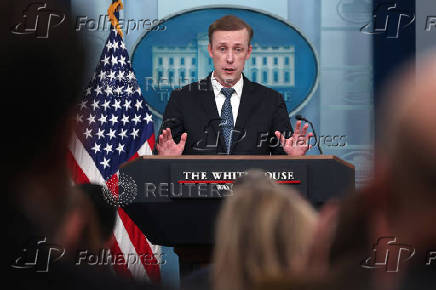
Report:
295,114,323,155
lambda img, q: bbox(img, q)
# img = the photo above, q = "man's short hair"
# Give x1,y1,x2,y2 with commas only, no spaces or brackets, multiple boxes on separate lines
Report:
208,14,253,45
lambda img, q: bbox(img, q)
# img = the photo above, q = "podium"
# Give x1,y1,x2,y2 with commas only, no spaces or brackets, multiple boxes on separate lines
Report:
121,155,354,272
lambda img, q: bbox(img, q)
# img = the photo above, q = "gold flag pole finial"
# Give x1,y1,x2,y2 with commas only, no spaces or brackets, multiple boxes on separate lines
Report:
108,0,124,38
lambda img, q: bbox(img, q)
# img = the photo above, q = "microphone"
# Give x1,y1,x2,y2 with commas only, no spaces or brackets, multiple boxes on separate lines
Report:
295,114,323,155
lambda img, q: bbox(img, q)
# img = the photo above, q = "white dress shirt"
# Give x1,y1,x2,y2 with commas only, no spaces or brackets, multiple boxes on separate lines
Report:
211,71,243,126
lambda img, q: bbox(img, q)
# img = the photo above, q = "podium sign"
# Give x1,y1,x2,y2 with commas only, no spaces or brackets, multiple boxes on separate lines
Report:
121,155,354,246
169,162,307,199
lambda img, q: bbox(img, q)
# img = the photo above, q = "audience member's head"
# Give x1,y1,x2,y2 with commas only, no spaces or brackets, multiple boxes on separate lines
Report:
325,52,436,290
378,53,436,242
374,52,436,248
77,184,118,247
5,1,85,262
373,52,436,290
5,1,85,241
212,170,318,290
54,186,108,256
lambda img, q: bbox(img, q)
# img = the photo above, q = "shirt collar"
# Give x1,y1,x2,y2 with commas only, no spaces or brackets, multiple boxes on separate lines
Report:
211,71,244,97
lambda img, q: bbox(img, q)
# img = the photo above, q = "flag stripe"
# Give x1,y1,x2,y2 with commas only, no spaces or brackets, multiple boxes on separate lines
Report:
67,150,90,184
69,134,106,185
113,212,152,281
146,133,155,152
142,133,155,155
110,235,134,280
127,135,153,162
117,208,161,283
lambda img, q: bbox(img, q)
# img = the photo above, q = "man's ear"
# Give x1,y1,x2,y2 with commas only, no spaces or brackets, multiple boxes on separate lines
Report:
208,43,213,58
246,44,253,59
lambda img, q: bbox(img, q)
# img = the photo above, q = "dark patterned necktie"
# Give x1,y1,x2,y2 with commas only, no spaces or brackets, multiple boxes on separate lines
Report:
220,87,235,154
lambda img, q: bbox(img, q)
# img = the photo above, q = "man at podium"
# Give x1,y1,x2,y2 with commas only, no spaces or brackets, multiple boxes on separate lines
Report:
156,15,313,156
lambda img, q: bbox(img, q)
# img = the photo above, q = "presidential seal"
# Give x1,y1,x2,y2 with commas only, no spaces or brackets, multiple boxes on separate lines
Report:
101,173,138,207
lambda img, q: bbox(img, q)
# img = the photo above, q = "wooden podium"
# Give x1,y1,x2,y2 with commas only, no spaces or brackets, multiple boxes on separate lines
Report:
120,155,354,274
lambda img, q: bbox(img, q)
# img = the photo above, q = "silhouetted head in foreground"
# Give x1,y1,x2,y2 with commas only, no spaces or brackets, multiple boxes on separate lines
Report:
213,170,318,290
5,0,86,251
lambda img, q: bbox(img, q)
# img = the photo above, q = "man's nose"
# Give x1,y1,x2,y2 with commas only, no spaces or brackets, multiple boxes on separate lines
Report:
226,51,234,63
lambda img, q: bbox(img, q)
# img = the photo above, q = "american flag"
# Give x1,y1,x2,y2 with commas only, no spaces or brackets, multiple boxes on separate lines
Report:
67,11,160,282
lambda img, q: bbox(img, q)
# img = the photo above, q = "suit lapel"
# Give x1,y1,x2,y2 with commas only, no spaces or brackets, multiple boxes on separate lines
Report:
231,76,259,152
234,76,258,129
198,75,219,119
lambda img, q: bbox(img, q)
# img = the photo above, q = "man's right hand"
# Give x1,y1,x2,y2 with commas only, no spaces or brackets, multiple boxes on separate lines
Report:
156,128,187,156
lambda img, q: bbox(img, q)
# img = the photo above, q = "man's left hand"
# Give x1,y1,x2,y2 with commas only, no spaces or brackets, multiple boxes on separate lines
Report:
275,121,313,156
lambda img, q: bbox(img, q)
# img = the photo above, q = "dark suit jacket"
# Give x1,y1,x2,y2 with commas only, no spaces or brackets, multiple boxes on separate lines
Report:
159,74,293,155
